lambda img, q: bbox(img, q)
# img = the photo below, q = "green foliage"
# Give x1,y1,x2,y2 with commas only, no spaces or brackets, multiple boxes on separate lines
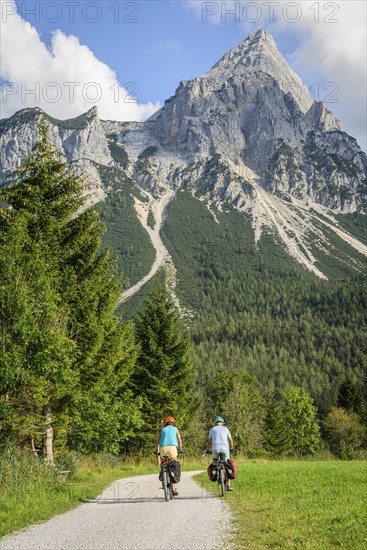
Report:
0,443,158,538
323,407,366,459
336,376,366,419
335,212,367,245
107,142,129,168
264,396,290,457
282,386,321,455
161,191,367,409
96,170,155,289
138,146,157,160
44,112,89,130
221,375,265,457
131,288,194,449
0,119,139,454
0,215,75,444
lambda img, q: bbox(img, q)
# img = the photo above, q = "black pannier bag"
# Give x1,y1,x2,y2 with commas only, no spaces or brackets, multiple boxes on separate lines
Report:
225,459,237,479
207,462,217,481
167,460,181,483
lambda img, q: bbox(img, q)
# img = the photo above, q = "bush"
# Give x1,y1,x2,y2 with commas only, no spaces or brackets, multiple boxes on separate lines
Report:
323,407,366,459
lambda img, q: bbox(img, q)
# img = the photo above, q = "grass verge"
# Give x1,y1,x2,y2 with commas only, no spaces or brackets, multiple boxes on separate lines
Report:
195,460,367,549
0,450,157,538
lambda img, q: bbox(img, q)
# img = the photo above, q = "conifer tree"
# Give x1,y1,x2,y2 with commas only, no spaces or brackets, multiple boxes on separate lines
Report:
0,119,138,454
264,396,289,457
132,287,194,448
0,213,75,456
336,376,366,421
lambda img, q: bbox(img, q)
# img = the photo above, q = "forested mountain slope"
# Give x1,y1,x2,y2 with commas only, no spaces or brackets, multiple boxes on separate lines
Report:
1,29,366,405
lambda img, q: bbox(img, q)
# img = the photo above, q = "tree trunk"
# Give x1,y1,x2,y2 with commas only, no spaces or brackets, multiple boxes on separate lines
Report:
31,438,38,457
43,401,54,464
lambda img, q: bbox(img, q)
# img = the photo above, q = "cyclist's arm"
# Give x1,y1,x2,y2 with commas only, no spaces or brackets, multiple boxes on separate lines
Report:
228,435,234,448
176,428,183,451
156,430,162,452
207,437,212,452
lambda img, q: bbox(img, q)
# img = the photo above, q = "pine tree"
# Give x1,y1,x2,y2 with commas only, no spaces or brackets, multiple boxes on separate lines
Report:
132,287,194,448
264,396,289,458
0,119,138,454
0,213,75,456
336,376,366,420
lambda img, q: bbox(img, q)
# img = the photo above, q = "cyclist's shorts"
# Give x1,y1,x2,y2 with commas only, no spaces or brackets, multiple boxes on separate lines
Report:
160,445,178,459
212,449,230,461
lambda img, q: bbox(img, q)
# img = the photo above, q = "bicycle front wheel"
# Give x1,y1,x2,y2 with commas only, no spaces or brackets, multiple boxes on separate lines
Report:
219,467,226,497
163,469,170,501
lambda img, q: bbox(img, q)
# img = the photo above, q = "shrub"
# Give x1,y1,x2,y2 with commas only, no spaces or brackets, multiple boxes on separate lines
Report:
323,407,366,459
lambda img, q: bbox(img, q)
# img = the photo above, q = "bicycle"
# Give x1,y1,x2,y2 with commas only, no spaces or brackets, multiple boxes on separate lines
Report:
155,451,182,501
203,449,234,497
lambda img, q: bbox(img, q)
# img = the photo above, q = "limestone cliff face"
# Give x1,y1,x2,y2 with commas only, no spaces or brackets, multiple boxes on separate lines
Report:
0,29,366,279
148,29,365,212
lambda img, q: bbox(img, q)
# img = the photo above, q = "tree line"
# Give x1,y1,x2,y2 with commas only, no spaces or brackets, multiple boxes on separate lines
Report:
0,123,366,462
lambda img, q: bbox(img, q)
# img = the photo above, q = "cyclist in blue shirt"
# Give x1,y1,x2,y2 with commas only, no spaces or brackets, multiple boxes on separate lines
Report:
156,416,183,496
207,416,234,491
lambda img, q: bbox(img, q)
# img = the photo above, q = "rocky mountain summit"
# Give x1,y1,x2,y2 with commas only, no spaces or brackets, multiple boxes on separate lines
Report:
1,29,366,282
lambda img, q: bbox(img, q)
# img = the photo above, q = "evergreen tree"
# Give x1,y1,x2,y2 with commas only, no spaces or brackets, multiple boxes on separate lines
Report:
132,287,194,448
0,213,75,457
336,376,366,420
0,120,138,454
264,395,289,458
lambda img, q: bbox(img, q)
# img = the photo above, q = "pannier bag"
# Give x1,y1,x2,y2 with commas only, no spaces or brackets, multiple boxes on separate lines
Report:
167,460,181,483
225,459,237,479
207,462,217,482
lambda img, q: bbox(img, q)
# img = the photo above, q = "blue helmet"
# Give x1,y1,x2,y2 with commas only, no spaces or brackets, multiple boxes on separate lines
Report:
214,415,224,424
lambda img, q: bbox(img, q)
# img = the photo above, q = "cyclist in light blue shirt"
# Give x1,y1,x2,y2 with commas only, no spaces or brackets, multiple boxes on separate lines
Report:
207,416,234,491
156,416,183,496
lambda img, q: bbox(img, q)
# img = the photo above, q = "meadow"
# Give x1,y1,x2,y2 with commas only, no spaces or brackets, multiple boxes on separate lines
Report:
196,460,367,549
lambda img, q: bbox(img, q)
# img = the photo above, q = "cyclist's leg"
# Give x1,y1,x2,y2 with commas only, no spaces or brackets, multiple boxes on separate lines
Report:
213,449,232,489
222,449,232,489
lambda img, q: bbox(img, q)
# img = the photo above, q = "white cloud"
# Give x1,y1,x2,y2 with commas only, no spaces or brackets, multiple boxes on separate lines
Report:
184,1,366,150
275,1,366,150
0,0,159,122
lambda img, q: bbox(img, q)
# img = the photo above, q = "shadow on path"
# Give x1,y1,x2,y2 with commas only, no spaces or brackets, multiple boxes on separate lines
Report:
87,494,217,504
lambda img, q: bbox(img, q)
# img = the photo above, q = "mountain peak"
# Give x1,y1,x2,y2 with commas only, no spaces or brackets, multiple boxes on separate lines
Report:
246,28,276,46
208,29,312,113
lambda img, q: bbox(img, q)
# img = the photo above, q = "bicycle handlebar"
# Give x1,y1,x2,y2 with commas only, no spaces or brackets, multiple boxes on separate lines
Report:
202,449,235,457
154,450,184,456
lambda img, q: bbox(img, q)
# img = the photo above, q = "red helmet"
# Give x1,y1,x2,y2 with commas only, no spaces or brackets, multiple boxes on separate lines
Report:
164,416,175,424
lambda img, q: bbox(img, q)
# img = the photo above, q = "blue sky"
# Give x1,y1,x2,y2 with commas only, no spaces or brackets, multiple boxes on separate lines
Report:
1,1,366,149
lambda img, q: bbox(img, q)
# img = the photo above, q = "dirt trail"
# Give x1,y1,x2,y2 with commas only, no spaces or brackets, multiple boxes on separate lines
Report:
0,472,233,550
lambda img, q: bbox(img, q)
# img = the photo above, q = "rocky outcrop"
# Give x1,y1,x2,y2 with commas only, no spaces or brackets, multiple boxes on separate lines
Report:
0,29,366,279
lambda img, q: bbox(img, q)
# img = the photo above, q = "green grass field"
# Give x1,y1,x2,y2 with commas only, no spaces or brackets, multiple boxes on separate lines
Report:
196,460,367,549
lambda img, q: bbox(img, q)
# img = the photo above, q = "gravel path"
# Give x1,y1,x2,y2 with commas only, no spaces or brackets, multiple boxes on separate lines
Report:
0,471,233,550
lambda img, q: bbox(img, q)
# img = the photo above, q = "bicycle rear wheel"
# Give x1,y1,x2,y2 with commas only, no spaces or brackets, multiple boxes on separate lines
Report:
219,467,226,497
163,469,170,501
